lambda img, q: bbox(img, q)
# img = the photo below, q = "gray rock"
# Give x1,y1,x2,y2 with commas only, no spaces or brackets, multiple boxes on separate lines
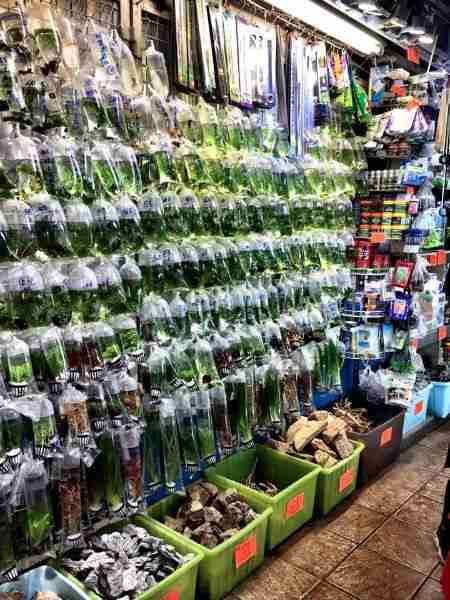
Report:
243,508,257,525
122,566,137,593
204,506,223,525
84,570,99,594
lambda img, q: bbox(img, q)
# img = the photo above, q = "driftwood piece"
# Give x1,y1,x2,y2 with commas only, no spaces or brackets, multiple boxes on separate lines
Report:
293,420,328,452
311,438,338,458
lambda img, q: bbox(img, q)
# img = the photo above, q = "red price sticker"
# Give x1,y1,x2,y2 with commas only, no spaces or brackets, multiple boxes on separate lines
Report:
163,591,180,600
391,82,406,97
407,98,422,110
235,534,257,569
414,401,424,416
438,326,448,341
285,493,305,519
427,253,439,266
437,250,447,266
380,427,393,447
406,186,416,195
407,46,420,64
370,232,385,243
339,468,353,493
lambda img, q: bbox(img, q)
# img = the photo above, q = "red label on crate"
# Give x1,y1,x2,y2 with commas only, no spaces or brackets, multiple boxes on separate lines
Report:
285,493,305,519
380,427,393,447
163,591,180,600
339,468,354,493
427,252,439,266
414,401,424,416
437,250,447,265
235,535,257,569
439,326,448,341
407,98,422,110
407,46,420,64
370,232,385,243
391,82,406,97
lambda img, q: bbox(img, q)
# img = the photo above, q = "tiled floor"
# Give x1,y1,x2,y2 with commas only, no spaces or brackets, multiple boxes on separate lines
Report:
229,421,450,599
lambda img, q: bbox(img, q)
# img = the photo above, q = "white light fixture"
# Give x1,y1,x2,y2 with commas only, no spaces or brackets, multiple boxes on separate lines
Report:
269,0,384,56
358,0,384,16
358,1,377,12
402,15,425,36
419,32,435,44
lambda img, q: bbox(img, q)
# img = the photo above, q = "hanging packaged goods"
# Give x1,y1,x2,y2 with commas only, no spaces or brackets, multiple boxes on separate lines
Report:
0,0,381,582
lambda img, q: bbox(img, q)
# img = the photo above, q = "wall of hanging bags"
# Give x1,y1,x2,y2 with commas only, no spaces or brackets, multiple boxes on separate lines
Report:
0,0,372,579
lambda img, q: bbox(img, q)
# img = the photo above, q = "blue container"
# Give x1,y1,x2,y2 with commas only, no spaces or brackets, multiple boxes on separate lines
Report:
402,385,432,436
429,382,450,418
313,388,341,409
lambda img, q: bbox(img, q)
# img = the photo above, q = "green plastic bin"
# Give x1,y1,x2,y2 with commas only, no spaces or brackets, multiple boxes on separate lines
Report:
57,515,204,600
316,441,364,516
204,444,320,549
147,480,272,600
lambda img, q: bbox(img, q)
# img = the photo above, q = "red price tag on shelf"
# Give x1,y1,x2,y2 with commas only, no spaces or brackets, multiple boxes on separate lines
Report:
438,326,448,341
380,427,393,447
414,401,424,416
339,468,353,493
370,232,385,243
163,591,180,600
407,46,420,64
235,535,257,569
285,493,305,519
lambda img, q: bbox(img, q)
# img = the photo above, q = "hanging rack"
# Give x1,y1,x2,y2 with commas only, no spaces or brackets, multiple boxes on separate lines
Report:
229,0,346,51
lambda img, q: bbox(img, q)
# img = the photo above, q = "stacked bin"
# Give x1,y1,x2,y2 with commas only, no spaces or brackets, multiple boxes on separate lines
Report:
347,401,405,483
429,381,450,418
58,517,204,600
146,480,272,600
204,445,321,549
402,384,432,436
315,441,364,516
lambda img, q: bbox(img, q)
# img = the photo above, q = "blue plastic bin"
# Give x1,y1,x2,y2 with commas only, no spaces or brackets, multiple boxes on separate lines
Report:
429,382,450,418
402,385,432,436
313,388,341,409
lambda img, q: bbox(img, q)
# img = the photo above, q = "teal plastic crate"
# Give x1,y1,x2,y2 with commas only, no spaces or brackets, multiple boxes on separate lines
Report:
429,382,450,418
403,385,432,436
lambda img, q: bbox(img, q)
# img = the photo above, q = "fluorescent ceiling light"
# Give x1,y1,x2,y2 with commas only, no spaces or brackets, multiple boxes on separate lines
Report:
269,0,384,56
402,16,425,36
419,32,434,44
358,1,376,10
358,1,384,16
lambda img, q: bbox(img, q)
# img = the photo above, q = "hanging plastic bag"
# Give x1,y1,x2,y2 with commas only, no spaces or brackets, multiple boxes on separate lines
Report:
175,388,201,475
159,396,183,493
